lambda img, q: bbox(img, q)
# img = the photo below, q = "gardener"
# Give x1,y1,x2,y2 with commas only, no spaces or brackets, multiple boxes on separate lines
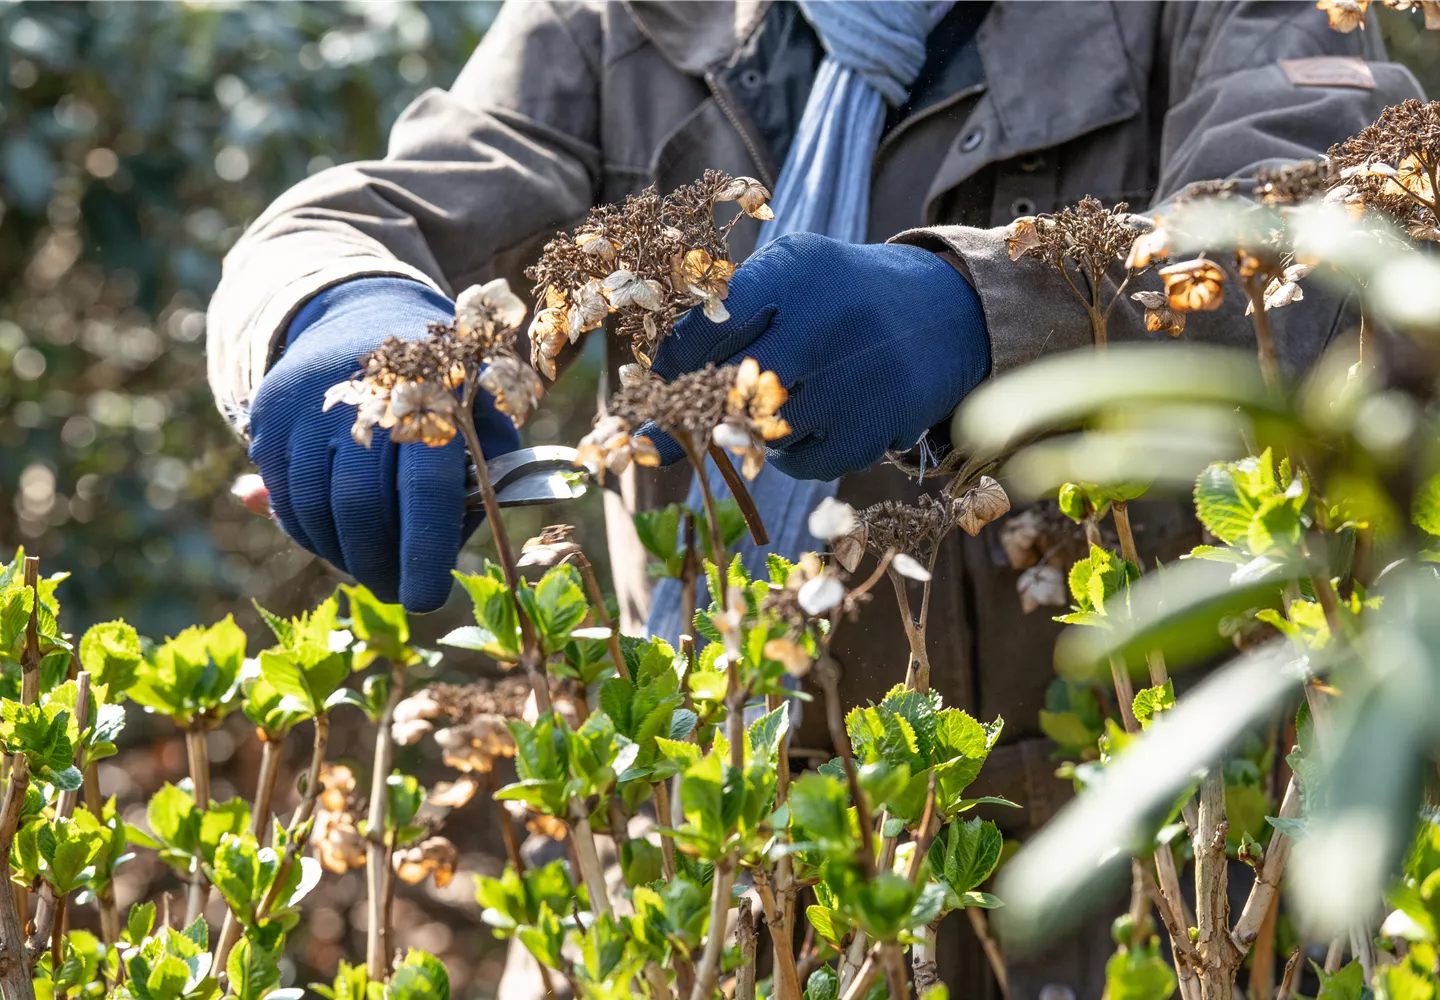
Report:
208,2,1422,994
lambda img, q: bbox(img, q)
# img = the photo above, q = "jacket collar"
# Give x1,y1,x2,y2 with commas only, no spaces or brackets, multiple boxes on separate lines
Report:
623,1,773,76
626,1,1141,194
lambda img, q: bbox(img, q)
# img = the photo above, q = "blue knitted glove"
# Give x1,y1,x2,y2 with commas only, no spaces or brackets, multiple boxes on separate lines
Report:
649,234,989,481
249,278,520,612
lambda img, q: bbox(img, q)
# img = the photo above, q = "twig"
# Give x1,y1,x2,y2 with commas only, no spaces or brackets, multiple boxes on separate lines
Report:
706,441,768,546
27,673,92,959
1275,942,1304,1000
82,764,121,945
1234,775,1299,952
184,726,213,925
754,875,803,1000
1240,274,1282,392
653,779,677,882
457,392,551,714
0,559,42,1000
881,943,908,1000
254,714,329,922
912,918,943,995
569,810,613,918
568,552,628,682
687,856,736,1000
839,944,884,1000
1195,770,1241,1000
366,662,406,980
736,897,758,1000
1248,889,1281,1000
215,734,287,971
889,570,930,692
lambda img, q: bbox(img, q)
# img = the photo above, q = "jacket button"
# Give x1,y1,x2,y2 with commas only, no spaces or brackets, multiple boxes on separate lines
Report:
1010,197,1037,215
1039,986,1076,1000
738,68,764,90
961,128,985,152
1019,153,1046,172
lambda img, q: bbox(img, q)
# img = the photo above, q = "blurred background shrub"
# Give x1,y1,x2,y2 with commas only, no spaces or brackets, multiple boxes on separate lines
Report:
0,0,612,647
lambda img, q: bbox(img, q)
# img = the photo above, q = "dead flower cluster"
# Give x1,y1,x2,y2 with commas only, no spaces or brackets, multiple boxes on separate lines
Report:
525,170,771,375
323,278,543,449
1328,99,1440,241
313,763,368,875
1318,0,1440,32
578,359,790,481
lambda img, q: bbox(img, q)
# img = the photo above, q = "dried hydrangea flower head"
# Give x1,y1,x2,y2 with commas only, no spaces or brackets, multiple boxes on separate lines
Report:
580,360,790,482
1320,0,1440,30
393,836,459,889
1005,196,1149,283
517,524,582,568
323,277,542,448
1328,99,1440,239
855,494,962,569
525,170,771,373
1158,258,1227,313
313,764,367,875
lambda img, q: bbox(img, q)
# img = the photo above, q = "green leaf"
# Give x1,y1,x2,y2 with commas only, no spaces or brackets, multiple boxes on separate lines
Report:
78,620,143,702
227,934,282,1000
805,905,849,949
1104,944,1178,1000
1315,958,1365,1000
1131,681,1175,730
940,818,1003,894
343,584,411,663
386,950,450,1000
1414,473,1440,538
747,704,790,762
805,965,840,1000
127,901,156,944
259,642,345,716
620,838,663,888
38,815,106,893
451,569,521,660
789,773,851,849
147,783,199,853
633,505,682,568
517,566,588,657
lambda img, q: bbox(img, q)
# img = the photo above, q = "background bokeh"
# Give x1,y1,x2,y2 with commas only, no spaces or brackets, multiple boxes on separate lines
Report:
0,3,1434,995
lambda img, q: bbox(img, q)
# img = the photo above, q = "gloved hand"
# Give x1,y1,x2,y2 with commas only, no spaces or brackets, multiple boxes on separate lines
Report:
249,277,520,612
650,233,990,481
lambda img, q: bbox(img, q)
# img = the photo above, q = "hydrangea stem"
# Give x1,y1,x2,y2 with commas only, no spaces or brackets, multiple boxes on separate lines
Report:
0,559,45,1000
253,713,329,922
214,735,286,971
457,390,551,714
27,673,92,960
366,662,406,980
706,441,768,546
82,764,121,946
184,727,213,925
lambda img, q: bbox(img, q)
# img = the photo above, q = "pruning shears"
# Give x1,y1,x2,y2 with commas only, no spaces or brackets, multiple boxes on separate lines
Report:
233,445,592,519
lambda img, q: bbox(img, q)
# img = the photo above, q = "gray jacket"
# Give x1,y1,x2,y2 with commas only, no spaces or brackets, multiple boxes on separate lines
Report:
208,8,1420,988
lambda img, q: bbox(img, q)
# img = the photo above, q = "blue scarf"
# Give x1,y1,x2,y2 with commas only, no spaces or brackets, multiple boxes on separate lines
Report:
646,0,955,644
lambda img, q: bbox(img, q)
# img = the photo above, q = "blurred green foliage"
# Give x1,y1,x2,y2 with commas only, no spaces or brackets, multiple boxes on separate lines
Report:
0,3,508,637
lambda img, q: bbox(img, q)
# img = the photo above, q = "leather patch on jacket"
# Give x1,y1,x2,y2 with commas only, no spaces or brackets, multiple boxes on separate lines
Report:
1279,55,1375,90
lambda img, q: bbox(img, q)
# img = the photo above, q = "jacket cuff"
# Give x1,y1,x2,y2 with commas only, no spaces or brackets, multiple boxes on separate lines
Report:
890,224,1097,380
209,256,442,439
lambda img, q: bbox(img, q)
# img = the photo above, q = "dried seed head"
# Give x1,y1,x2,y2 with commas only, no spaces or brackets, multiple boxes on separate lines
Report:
1158,258,1226,312
517,524,582,569
764,637,812,677
433,713,516,773
858,495,960,566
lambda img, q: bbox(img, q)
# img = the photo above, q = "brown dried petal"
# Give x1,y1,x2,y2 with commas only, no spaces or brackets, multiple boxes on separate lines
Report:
764,638,812,678
955,476,1011,536
386,381,460,447
1317,0,1370,31
577,231,616,263
394,836,459,888
1124,227,1171,270
832,522,868,574
568,279,610,342
717,176,775,220
999,508,1045,570
603,269,666,312
391,718,434,747
1005,217,1041,261
479,355,545,428
428,776,481,809
808,497,860,542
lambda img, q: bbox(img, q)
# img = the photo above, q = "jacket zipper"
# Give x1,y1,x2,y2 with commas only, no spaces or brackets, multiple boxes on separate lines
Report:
874,82,987,165
706,71,778,190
